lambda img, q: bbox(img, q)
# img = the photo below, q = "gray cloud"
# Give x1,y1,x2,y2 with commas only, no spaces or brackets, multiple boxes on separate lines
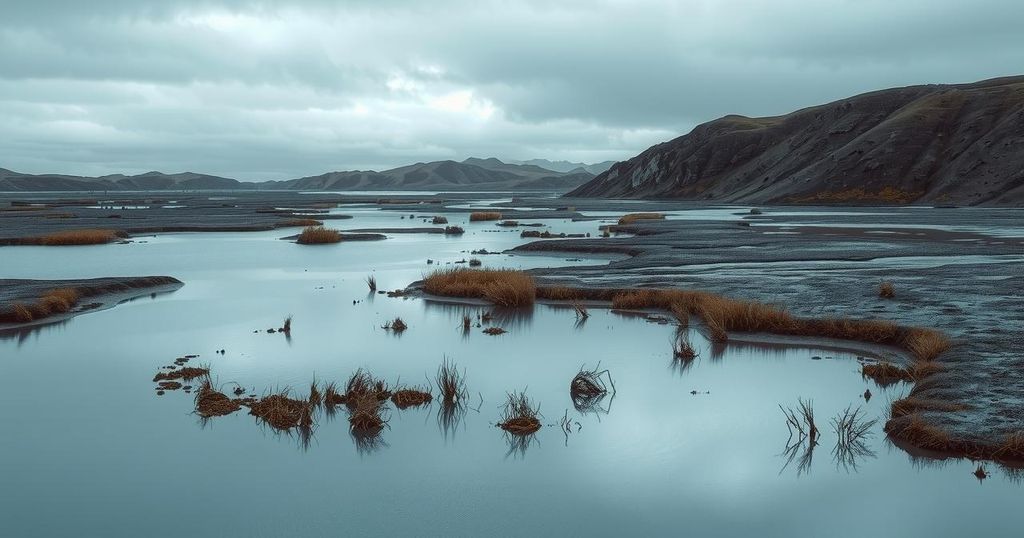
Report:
1,0,1021,179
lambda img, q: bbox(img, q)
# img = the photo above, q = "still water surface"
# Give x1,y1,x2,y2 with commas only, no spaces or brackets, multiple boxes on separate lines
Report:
1,206,1020,537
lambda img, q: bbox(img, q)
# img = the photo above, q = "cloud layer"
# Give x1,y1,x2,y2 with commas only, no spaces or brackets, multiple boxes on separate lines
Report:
2,0,1022,179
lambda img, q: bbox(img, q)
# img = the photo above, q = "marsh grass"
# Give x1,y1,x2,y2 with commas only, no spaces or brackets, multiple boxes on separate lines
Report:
469,211,502,221
422,268,536,307
617,212,664,225
296,226,342,244
344,369,391,406
248,390,313,430
444,225,464,235
153,366,211,382
194,379,242,418
436,357,468,405
31,229,121,246
499,391,542,435
308,380,322,408
879,281,896,298
432,216,448,224
861,362,912,386
570,300,589,319
391,387,433,409
382,317,407,332
366,275,377,292
348,395,388,433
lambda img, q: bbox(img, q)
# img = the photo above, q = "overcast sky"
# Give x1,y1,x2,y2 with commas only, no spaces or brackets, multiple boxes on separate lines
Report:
1,0,1022,180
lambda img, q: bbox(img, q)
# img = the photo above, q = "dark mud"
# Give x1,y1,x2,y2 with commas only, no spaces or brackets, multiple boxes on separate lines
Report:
514,201,1024,459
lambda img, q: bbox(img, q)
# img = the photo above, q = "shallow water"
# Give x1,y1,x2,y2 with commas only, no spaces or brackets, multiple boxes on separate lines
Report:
1,205,1021,538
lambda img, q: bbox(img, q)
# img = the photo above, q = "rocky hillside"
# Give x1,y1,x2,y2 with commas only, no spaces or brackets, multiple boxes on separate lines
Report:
568,76,1024,205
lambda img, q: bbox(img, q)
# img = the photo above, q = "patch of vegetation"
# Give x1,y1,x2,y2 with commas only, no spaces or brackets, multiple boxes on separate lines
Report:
469,211,502,221
422,268,536,307
296,226,342,244
617,212,664,225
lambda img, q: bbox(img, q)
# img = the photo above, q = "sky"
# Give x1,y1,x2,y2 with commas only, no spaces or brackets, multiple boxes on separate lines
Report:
1,0,1022,180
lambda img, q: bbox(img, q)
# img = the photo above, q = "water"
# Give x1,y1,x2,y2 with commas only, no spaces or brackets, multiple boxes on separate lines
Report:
1,206,1020,537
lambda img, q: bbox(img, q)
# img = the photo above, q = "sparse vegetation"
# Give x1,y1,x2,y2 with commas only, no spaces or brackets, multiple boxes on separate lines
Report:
296,226,342,244
469,211,502,221
569,364,615,414
444,225,464,235
435,357,467,405
366,275,377,292
499,391,541,435
496,220,519,227
461,314,472,332
861,362,912,385
431,216,448,224
617,212,664,225
153,366,210,382
344,369,391,406
382,317,407,332
879,281,896,298
422,268,536,307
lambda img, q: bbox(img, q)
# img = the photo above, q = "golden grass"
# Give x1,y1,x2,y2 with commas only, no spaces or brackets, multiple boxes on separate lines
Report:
537,286,582,301
444,225,464,235
469,211,502,221
432,216,448,224
33,229,120,246
248,391,312,430
902,328,951,361
296,226,342,244
422,268,536,307
1,288,83,323
861,362,912,385
366,275,377,292
436,357,468,405
617,212,664,225
887,414,952,451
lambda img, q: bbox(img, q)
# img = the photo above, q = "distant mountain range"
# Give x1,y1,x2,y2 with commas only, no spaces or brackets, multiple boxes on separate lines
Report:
506,159,616,175
569,76,1024,206
0,158,606,192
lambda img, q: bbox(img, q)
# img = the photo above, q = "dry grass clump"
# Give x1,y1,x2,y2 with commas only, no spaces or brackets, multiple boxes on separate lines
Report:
444,225,464,235
296,226,342,244
436,358,468,405
391,387,433,409
382,317,407,332
995,432,1024,460
348,395,387,432
537,287,582,301
38,288,80,313
499,391,542,435
343,369,391,405
617,212,664,225
902,328,951,362
469,211,502,221
885,414,952,451
277,218,323,228
570,364,614,414
3,288,84,323
879,281,896,298
195,379,242,417
323,381,345,407
308,380,322,408
889,397,971,419
33,229,121,246
248,390,313,430
8,303,34,323
422,268,536,307
862,362,912,385
432,216,448,224
366,275,377,292
153,366,210,382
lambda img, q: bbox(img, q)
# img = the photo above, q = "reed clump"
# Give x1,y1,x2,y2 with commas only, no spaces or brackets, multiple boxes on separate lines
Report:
889,397,971,419
248,390,313,430
431,216,448,224
344,369,391,406
366,275,377,292
879,281,896,298
195,379,242,417
499,391,541,435
444,225,464,235
153,366,210,382
391,387,433,409
32,229,121,246
296,226,342,244
382,317,407,332
349,395,387,432
436,358,468,405
469,211,502,222
422,268,536,307
617,212,664,225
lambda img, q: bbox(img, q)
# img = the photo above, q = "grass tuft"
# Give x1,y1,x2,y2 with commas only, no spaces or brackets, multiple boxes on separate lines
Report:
422,268,535,307
436,357,468,405
469,211,502,221
296,226,342,244
499,390,541,435
879,281,896,298
617,212,664,225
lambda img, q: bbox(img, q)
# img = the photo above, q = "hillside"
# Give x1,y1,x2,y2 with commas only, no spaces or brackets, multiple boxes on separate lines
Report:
0,158,596,192
567,76,1024,205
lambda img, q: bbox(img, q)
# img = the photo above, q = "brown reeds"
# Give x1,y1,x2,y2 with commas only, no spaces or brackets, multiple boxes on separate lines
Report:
444,225,464,235
570,364,615,414
432,216,448,224
617,212,664,225
153,366,210,382
366,275,377,292
296,226,342,244
343,369,391,405
323,381,345,407
308,380,322,408
348,395,387,432
780,398,820,445
391,387,433,409
422,268,536,307
31,229,121,246
248,390,313,430
436,357,468,405
382,317,407,332
496,220,519,227
879,281,896,298
499,391,541,435
469,211,502,221
195,379,242,417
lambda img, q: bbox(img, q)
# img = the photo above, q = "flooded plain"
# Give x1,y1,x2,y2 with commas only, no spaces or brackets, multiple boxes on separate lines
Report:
1,204,1022,537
